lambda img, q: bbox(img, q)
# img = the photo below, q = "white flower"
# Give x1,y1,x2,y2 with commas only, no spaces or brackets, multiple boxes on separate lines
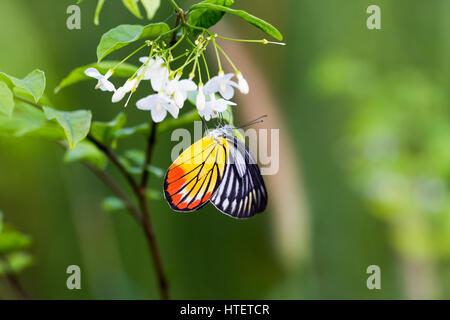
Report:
166,74,197,108
236,72,249,94
198,94,237,121
196,83,206,111
203,72,238,100
139,56,169,92
85,68,115,92
136,92,179,123
112,78,138,103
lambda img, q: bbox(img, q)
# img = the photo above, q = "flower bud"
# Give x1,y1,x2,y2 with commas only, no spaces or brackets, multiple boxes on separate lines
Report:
112,78,137,103
196,84,206,111
112,87,126,103
236,72,249,94
105,69,113,79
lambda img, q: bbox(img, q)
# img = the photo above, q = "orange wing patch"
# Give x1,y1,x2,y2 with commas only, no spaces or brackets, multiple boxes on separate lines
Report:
164,136,228,212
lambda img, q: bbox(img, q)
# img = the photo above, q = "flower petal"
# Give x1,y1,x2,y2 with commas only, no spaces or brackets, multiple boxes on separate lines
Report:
99,79,116,92
85,68,101,79
223,73,235,81
221,85,235,100
196,90,206,111
174,91,185,107
112,87,127,103
136,95,157,110
179,79,197,92
151,107,167,123
203,76,220,94
151,68,169,92
165,101,179,119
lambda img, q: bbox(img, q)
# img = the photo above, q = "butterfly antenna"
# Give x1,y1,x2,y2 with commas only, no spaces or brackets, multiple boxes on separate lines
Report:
235,114,268,129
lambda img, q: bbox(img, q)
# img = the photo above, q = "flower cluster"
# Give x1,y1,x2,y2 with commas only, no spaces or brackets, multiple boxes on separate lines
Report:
85,34,251,123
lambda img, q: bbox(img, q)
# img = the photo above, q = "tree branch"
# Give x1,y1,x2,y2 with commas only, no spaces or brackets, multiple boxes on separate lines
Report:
140,123,158,188
83,162,142,223
131,11,185,300
168,0,183,15
87,135,141,197
4,274,30,300
1,256,31,300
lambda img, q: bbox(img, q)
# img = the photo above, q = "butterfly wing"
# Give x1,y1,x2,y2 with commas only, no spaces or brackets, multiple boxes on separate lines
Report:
164,136,228,211
211,135,268,219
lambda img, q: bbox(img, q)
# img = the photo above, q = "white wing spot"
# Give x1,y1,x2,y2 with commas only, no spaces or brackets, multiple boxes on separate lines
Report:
231,200,237,214
222,199,229,211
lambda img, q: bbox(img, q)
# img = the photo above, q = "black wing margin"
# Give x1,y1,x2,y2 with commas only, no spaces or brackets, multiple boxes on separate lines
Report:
211,135,268,219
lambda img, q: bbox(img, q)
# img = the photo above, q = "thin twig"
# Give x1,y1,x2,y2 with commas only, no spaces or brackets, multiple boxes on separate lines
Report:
140,123,158,188
87,135,141,197
83,162,142,223
133,5,185,300
132,8,185,300
1,256,31,300
136,121,168,299
138,196,169,299
170,14,182,47
5,274,30,300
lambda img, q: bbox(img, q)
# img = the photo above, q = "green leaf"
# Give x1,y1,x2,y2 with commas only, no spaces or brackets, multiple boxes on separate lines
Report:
120,149,144,175
115,123,149,139
6,252,33,274
0,226,32,255
55,61,138,93
0,101,47,137
121,149,164,178
94,0,106,25
0,69,46,102
43,107,92,149
91,112,127,147
102,197,126,212
64,140,107,169
122,0,143,19
189,3,283,40
140,0,160,19
188,0,234,30
146,189,161,200
148,165,164,178
119,156,142,175
124,149,145,164
0,82,14,116
97,22,170,62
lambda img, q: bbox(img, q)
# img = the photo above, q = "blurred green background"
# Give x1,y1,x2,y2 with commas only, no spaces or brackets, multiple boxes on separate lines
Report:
0,0,449,299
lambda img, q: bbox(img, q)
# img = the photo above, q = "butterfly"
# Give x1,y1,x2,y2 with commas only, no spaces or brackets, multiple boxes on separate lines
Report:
163,123,268,219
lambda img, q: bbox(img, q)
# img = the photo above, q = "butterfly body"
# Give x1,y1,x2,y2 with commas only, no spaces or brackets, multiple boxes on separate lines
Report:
164,125,268,219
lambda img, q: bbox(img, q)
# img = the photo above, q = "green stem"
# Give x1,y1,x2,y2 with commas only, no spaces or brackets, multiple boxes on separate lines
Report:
216,35,286,45
112,43,148,72
201,51,210,81
214,41,238,72
168,0,182,13
167,0,185,24
213,39,223,72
